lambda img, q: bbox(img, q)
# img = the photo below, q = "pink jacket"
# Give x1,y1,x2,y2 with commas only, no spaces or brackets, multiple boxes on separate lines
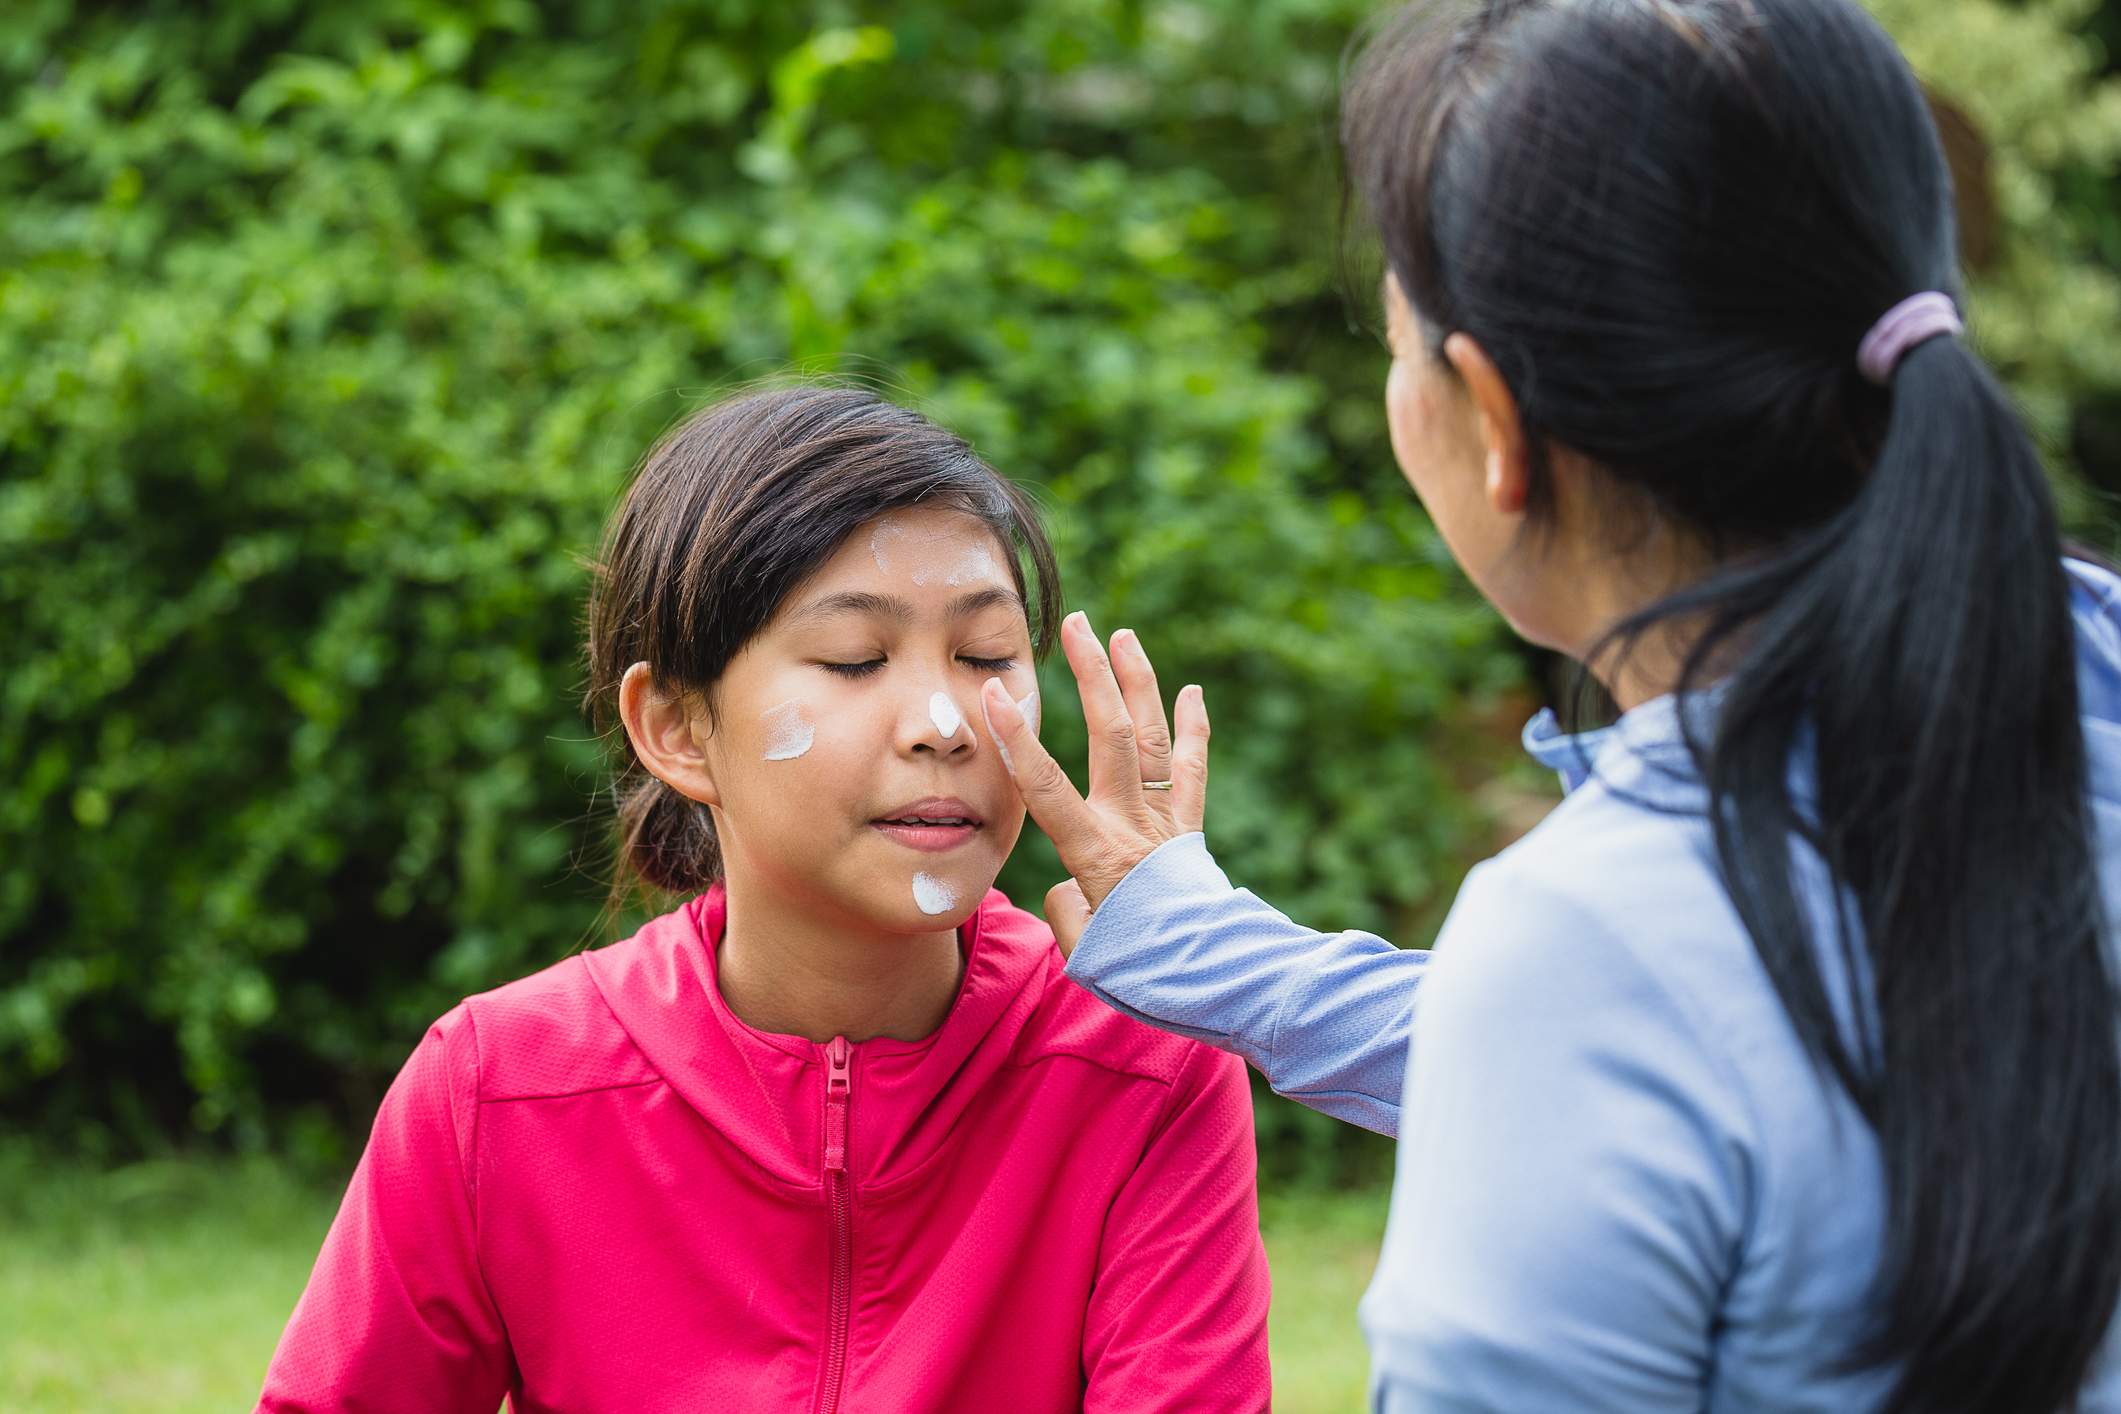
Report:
257,888,1269,1413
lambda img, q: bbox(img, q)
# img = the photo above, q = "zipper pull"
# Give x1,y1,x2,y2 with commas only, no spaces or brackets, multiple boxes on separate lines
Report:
823,1035,852,1174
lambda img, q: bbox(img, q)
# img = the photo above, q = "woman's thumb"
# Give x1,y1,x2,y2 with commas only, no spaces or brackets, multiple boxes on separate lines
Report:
1044,878,1093,958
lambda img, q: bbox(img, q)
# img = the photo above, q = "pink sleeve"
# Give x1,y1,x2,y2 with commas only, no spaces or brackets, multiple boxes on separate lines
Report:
256,1006,513,1413
1083,1046,1272,1414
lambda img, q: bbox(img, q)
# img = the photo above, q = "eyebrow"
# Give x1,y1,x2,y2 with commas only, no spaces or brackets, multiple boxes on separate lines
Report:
789,586,1025,625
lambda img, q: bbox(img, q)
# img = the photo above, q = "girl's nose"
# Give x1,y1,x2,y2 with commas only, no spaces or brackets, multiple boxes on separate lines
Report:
913,690,975,755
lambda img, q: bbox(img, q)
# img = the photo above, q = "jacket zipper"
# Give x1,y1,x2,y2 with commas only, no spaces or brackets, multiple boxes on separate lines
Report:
815,1035,854,1414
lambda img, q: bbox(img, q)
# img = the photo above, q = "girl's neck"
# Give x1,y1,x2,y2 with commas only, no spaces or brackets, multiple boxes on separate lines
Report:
713,878,966,1045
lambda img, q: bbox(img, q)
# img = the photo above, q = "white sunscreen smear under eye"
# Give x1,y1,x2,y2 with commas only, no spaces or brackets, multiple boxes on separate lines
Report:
929,692,963,740
912,872,959,916
759,698,814,761
871,515,998,588
988,688,1039,772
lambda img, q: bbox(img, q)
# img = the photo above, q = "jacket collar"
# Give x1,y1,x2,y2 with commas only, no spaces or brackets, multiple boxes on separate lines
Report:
581,886,1057,1191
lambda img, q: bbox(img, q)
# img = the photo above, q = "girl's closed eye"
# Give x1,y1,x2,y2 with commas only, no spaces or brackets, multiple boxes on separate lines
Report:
820,658,886,679
959,654,1015,673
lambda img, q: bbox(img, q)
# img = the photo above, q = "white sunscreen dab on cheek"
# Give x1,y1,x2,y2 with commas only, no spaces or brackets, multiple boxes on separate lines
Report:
759,699,814,761
912,872,959,916
928,691,963,740
986,688,1039,773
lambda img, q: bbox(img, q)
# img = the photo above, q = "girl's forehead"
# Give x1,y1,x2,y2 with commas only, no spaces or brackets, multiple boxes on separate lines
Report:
856,508,1010,590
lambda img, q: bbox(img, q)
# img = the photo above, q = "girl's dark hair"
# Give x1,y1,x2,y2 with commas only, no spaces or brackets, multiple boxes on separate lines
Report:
585,385,1060,901
1346,3,2121,1410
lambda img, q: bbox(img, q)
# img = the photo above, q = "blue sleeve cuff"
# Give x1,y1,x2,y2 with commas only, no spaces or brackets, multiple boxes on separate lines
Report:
1065,832,1423,1137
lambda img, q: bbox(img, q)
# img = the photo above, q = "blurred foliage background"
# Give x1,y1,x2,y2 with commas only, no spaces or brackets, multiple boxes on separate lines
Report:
2,0,2119,1165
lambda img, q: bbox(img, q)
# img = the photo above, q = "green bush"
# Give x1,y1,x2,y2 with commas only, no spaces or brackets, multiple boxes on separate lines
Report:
3,0,2116,1158
0,0,1514,1153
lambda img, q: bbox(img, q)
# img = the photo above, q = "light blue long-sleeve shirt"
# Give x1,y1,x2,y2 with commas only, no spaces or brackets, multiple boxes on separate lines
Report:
1065,559,2121,1412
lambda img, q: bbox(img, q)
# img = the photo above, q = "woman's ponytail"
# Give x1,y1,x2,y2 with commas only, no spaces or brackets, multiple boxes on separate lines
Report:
1701,333,2121,1412
1347,1,2121,1408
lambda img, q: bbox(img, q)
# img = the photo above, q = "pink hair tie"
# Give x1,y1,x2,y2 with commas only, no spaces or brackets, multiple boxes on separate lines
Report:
1857,291,1963,385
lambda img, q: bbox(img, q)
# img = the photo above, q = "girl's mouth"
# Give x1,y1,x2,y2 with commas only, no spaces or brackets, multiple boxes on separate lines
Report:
872,801,983,853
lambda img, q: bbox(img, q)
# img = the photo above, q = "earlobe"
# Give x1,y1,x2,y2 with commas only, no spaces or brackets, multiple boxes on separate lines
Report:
619,661,722,807
1485,446,1529,516
1444,333,1531,518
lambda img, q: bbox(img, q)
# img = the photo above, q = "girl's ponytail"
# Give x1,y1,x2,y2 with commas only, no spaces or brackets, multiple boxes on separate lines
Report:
1347,2,2121,1408
614,774,722,900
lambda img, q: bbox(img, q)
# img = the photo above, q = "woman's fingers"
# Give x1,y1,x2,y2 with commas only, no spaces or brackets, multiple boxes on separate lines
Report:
1109,629,1174,786
981,674,1156,909
1170,684,1210,835
1059,613,1148,810
980,676,1099,852
1043,878,1093,958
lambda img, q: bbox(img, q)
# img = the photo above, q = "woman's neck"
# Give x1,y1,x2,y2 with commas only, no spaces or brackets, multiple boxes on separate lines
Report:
713,878,966,1044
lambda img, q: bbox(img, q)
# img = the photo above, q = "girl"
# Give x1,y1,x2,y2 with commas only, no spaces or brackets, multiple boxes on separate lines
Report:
257,386,1269,1413
980,1,2121,1411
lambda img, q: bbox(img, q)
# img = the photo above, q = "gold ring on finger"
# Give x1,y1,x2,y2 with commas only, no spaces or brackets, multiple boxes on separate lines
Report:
1141,781,1174,791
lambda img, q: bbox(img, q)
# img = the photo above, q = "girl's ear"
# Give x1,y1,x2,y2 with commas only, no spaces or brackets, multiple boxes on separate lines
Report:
619,662,723,807
1442,332,1531,517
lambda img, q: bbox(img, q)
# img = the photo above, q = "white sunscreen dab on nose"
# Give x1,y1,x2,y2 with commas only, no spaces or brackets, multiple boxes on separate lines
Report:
928,692,963,740
871,515,998,587
912,872,959,916
759,699,814,761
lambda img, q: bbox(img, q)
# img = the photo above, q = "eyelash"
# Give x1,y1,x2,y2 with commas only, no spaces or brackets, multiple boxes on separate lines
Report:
818,655,1016,678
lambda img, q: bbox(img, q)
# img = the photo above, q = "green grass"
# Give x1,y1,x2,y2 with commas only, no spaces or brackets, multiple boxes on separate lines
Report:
0,1151,1386,1413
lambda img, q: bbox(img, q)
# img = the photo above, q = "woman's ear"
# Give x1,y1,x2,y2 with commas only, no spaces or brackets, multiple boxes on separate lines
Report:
1442,332,1531,518
619,662,722,806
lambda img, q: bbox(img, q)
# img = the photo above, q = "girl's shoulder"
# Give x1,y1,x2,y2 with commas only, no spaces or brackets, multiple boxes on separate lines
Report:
433,914,689,1104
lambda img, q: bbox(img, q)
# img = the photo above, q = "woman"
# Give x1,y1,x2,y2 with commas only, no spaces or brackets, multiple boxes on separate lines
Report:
977,0,2121,1409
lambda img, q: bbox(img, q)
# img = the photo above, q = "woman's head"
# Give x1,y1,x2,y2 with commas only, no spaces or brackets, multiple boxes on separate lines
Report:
1347,4,2121,1412
1351,0,1944,562
586,386,1059,935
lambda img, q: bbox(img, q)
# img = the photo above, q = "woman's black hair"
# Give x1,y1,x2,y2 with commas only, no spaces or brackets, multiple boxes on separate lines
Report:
585,384,1060,903
1346,2,2121,1410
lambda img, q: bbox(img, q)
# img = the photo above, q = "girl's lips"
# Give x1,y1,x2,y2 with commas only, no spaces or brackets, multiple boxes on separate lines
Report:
872,820,980,853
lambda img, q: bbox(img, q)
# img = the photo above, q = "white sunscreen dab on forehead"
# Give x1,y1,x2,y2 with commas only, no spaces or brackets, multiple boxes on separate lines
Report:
928,692,963,740
759,699,814,761
912,872,959,916
871,515,998,588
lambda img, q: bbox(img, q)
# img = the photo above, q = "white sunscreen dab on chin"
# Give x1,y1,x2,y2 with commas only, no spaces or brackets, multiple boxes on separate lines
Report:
759,699,814,761
929,691,963,740
912,872,958,915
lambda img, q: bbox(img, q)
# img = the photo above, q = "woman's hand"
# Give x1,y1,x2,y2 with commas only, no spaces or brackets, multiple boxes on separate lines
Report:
979,612,1209,955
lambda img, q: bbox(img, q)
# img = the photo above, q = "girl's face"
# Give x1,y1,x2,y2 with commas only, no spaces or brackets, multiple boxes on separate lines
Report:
672,506,1036,936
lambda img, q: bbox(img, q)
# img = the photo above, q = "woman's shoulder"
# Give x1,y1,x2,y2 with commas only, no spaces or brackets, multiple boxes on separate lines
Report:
1434,781,1803,1129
